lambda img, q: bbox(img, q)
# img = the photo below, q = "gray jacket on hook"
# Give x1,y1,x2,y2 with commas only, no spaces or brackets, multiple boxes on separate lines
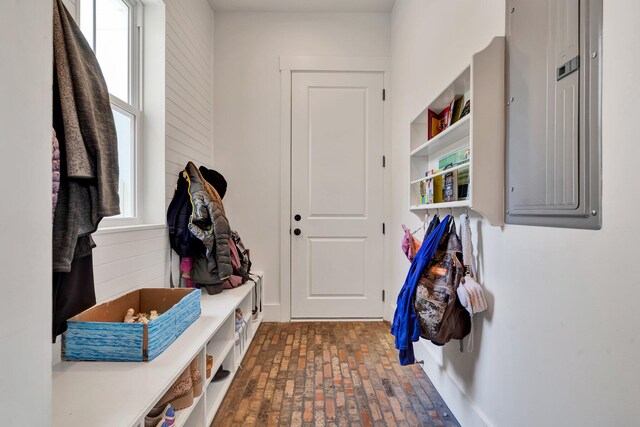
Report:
184,162,233,286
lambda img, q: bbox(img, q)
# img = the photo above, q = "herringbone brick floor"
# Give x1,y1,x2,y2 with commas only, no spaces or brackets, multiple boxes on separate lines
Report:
212,322,460,427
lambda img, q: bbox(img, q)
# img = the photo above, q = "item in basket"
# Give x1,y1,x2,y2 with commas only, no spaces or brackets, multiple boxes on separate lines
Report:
443,171,458,202
124,308,135,324
124,308,161,324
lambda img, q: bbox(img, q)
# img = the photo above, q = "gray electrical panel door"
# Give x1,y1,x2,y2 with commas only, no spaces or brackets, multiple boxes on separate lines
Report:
505,0,602,229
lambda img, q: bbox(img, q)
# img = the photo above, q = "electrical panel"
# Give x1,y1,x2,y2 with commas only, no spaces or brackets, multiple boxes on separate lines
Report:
505,0,602,229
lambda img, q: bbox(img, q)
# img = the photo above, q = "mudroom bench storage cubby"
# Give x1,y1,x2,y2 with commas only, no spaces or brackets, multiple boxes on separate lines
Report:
52,273,264,427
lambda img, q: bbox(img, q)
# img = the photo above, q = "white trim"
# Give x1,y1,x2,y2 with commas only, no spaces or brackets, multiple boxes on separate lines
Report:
279,56,391,323
280,55,390,72
279,69,292,323
415,339,496,427
382,66,392,323
262,303,281,322
94,222,165,235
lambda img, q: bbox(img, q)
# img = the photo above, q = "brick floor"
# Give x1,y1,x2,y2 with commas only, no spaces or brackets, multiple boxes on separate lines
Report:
212,322,460,427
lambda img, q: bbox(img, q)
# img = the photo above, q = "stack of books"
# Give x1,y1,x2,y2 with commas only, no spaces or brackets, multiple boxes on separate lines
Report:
427,91,471,140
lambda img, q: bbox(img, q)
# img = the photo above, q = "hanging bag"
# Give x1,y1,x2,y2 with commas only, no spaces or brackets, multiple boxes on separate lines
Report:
456,214,488,351
401,225,422,262
414,217,471,346
391,216,451,365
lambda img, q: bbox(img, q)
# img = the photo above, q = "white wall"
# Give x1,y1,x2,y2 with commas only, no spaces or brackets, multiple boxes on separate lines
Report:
213,12,391,319
0,1,52,424
389,1,640,426
166,0,215,200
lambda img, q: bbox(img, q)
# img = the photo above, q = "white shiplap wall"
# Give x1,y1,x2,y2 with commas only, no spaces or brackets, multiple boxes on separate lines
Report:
165,0,215,206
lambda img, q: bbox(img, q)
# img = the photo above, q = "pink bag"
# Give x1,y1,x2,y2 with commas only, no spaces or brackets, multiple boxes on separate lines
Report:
224,237,244,289
401,225,422,262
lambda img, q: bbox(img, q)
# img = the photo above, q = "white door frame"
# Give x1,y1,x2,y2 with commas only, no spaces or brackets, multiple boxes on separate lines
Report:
279,56,391,322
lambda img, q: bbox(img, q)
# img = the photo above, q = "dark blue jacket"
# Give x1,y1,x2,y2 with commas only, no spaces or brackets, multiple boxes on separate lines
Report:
391,216,450,365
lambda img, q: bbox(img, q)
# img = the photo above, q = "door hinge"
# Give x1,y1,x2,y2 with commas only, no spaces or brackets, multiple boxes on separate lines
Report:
382,290,386,302
382,223,386,234
382,155,386,167
382,89,386,101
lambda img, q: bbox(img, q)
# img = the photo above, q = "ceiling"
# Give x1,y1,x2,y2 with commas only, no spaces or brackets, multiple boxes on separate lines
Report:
209,0,397,13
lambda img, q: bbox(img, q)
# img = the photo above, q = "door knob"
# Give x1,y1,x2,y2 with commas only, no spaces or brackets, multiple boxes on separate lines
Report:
293,228,301,236
294,214,301,221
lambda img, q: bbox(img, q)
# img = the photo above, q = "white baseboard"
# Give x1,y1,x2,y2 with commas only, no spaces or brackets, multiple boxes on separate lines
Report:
413,339,495,427
384,302,396,323
262,303,281,322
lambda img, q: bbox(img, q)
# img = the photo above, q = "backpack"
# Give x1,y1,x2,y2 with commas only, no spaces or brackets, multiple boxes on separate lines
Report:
167,171,201,257
223,237,245,289
231,230,251,276
414,218,471,346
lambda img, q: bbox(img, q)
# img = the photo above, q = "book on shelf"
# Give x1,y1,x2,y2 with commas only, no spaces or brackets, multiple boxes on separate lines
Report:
446,98,456,128
419,180,427,205
457,168,469,200
426,170,443,203
427,106,451,140
450,96,465,125
438,146,470,170
443,170,457,202
459,90,471,120
427,90,471,141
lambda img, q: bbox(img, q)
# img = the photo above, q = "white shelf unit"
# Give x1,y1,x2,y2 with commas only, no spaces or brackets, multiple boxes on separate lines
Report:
52,273,264,427
409,37,505,226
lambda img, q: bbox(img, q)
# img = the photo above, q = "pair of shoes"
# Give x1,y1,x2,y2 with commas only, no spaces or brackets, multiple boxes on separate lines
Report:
154,368,193,411
153,357,203,411
191,357,203,398
145,404,175,427
213,366,231,382
206,355,213,379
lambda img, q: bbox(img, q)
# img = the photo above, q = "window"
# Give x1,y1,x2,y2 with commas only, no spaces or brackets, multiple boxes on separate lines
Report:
79,0,142,220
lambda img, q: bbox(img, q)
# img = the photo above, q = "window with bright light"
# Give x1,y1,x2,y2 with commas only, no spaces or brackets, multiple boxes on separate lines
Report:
80,0,141,220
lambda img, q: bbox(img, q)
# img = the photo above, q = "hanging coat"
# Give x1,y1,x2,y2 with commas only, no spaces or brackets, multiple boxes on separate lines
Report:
52,0,120,272
391,216,451,365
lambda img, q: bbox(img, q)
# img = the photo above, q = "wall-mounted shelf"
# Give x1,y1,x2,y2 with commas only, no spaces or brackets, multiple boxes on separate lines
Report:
409,37,505,226
410,115,471,157
410,200,471,211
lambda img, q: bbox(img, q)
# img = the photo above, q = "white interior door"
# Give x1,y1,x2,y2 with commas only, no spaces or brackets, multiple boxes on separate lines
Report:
290,71,385,319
